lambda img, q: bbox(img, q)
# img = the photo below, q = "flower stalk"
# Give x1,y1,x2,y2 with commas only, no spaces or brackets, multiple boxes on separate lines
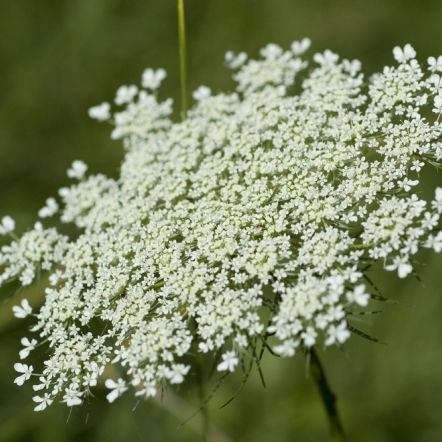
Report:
309,348,346,442
194,357,209,442
177,0,188,119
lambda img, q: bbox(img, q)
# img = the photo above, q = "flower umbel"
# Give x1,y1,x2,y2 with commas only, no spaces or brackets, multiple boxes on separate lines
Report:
1,40,442,410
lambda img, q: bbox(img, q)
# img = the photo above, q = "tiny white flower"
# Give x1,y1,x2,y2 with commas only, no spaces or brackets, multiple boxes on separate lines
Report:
217,351,239,372
342,266,362,283
193,86,211,101
225,51,247,69
115,85,138,105
33,393,53,412
83,372,98,387
421,212,439,230
58,187,70,198
342,59,362,76
88,102,110,121
301,326,317,347
165,364,190,384
273,339,299,357
260,43,283,60
386,256,413,278
38,198,59,218
141,68,166,90
315,314,329,330
105,378,128,403
0,216,15,235
198,341,211,353
67,160,88,180
62,389,83,407
346,285,370,307
33,376,50,391
401,178,418,192
234,333,248,348
410,160,424,172
393,44,416,63
432,188,442,213
14,363,33,386
425,232,442,253
429,73,441,89
433,95,442,114
325,322,350,346
427,56,442,72
313,49,339,66
291,38,311,56
12,299,32,319
19,337,37,360
416,94,428,106
135,383,157,399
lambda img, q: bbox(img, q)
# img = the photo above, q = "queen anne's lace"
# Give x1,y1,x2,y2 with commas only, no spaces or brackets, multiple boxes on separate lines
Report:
1,40,442,411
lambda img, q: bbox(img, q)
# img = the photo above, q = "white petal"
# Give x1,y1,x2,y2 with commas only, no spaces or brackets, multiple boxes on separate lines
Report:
19,348,31,360
105,378,118,389
216,361,228,372
404,44,416,59
398,263,412,278
66,396,82,407
14,363,26,373
20,337,30,346
106,389,120,403
34,402,47,412
14,374,26,386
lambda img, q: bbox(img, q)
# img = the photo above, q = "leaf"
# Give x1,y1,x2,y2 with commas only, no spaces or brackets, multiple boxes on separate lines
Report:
220,358,253,409
348,324,385,344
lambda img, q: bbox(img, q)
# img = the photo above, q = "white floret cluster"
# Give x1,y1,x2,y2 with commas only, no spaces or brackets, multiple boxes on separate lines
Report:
1,39,442,411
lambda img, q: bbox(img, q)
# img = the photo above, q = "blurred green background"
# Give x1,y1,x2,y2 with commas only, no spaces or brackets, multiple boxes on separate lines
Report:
1,1,442,441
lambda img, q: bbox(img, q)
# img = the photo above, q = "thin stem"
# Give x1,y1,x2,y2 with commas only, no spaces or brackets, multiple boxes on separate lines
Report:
309,348,346,442
177,0,188,119
194,357,209,442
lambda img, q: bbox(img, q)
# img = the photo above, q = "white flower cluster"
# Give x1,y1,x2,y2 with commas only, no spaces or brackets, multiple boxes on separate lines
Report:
2,40,442,411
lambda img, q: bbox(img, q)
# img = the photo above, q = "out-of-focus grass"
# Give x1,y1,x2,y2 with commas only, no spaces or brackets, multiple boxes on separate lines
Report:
0,1,442,441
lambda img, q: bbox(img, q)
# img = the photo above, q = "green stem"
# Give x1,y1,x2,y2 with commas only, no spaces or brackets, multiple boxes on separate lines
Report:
177,0,188,120
309,348,346,442
194,357,209,442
